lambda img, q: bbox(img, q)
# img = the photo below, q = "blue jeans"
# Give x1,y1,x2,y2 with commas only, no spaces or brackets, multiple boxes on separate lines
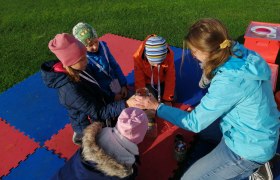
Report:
181,139,263,180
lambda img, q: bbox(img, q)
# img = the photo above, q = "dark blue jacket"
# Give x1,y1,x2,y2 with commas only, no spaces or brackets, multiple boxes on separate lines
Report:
87,42,127,101
52,123,137,180
52,149,137,180
41,60,126,133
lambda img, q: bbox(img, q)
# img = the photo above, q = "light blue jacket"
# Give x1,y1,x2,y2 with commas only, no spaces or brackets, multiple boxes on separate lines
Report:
157,42,280,163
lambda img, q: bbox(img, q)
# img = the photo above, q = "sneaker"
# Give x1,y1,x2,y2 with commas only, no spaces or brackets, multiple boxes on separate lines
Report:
72,132,83,146
249,162,273,180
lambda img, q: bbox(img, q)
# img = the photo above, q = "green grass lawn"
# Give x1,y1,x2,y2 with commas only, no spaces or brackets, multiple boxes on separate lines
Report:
0,0,279,93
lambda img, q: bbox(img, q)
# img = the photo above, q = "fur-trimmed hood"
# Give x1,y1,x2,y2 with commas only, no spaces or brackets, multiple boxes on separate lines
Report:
82,122,134,178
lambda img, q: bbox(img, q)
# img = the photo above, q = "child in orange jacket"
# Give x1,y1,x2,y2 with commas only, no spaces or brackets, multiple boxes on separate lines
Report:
133,35,176,105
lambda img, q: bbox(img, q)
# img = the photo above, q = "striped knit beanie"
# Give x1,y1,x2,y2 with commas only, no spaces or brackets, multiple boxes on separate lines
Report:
72,22,98,46
145,35,168,64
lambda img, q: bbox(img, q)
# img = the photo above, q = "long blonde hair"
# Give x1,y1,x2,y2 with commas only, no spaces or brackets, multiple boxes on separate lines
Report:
183,18,232,80
64,66,81,82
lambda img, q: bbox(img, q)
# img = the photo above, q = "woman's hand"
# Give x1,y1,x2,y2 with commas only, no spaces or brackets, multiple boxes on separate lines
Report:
126,95,138,108
135,94,160,110
121,86,128,98
125,94,159,110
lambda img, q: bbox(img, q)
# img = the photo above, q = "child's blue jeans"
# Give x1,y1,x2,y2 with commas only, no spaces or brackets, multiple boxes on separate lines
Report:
181,139,263,180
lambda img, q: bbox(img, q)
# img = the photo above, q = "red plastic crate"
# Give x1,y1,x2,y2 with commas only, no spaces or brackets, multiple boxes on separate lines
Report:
244,21,280,64
268,63,279,92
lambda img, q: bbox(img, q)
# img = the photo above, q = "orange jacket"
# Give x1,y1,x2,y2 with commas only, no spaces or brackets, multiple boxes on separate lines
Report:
133,35,176,102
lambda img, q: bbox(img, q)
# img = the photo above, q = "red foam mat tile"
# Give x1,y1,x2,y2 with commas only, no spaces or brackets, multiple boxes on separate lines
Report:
99,33,142,76
44,124,79,160
137,103,195,180
0,118,39,177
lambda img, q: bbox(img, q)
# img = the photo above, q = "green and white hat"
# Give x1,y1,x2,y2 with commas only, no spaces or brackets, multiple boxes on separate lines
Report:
72,22,98,46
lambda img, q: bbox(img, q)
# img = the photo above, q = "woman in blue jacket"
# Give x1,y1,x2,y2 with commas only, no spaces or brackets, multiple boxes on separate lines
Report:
41,33,135,145
133,18,280,179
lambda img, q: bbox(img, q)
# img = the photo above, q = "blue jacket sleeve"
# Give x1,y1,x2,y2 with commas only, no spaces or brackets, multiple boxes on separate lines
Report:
61,83,125,122
103,42,127,87
157,77,243,133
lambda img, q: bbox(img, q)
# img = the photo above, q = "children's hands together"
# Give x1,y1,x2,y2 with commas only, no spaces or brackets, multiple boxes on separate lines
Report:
136,94,159,110
126,95,138,107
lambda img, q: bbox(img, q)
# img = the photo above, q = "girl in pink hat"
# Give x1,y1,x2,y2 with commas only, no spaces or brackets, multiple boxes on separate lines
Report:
52,107,148,179
41,33,137,145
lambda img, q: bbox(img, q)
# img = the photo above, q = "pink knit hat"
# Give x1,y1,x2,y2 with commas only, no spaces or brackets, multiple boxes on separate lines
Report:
116,107,148,144
48,33,87,67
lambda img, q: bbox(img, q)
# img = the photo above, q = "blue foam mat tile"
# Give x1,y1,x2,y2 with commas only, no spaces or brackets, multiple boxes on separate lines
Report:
170,46,184,62
3,148,65,180
174,50,205,105
0,72,69,145
126,70,135,87
182,89,207,106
